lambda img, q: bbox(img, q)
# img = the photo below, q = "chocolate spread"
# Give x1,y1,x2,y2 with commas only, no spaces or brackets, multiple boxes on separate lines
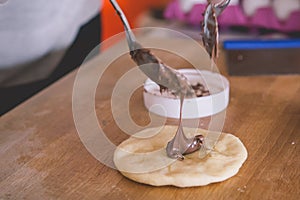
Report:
110,0,205,160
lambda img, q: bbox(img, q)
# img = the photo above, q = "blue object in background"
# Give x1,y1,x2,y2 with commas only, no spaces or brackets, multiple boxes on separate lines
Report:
223,39,300,50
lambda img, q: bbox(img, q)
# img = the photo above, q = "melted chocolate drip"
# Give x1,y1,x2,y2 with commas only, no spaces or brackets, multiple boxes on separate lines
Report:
110,0,205,161
166,96,204,160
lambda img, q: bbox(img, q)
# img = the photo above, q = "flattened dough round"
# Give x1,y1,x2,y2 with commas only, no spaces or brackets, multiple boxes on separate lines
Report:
114,126,247,187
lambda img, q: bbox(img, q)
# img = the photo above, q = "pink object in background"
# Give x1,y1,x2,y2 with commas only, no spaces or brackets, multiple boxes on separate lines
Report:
164,0,300,32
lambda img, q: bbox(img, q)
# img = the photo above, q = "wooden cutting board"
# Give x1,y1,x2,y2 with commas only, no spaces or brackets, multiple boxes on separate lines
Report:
0,37,299,200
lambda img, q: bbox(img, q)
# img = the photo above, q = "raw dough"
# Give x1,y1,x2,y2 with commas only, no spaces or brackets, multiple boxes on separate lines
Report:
114,126,247,187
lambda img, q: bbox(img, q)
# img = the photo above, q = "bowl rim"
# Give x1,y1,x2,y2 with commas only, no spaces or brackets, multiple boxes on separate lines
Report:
143,69,229,100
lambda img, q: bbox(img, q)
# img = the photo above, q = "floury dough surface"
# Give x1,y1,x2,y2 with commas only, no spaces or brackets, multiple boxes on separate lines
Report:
114,126,248,187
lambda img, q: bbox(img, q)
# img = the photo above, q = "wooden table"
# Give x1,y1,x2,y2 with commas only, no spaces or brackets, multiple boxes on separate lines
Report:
1,35,299,200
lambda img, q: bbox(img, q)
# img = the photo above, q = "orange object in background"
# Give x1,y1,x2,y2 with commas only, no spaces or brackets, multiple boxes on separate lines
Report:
102,0,171,41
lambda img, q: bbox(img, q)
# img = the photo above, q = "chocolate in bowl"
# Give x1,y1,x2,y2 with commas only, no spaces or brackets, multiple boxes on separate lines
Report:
143,69,229,119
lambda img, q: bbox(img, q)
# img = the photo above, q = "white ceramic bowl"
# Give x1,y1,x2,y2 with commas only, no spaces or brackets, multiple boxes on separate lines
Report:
143,69,230,119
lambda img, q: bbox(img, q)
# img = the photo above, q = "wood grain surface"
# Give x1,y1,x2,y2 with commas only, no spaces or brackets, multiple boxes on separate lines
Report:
0,36,299,200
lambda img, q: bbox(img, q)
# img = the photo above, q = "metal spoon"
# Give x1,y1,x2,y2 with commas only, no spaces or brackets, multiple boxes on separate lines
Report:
110,0,203,160
202,0,231,59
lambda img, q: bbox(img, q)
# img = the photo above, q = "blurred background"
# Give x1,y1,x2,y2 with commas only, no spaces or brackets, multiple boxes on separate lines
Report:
104,0,300,75
102,0,170,40
104,0,300,38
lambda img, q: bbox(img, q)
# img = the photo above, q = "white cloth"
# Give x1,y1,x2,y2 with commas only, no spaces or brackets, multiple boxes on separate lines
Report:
0,0,102,86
